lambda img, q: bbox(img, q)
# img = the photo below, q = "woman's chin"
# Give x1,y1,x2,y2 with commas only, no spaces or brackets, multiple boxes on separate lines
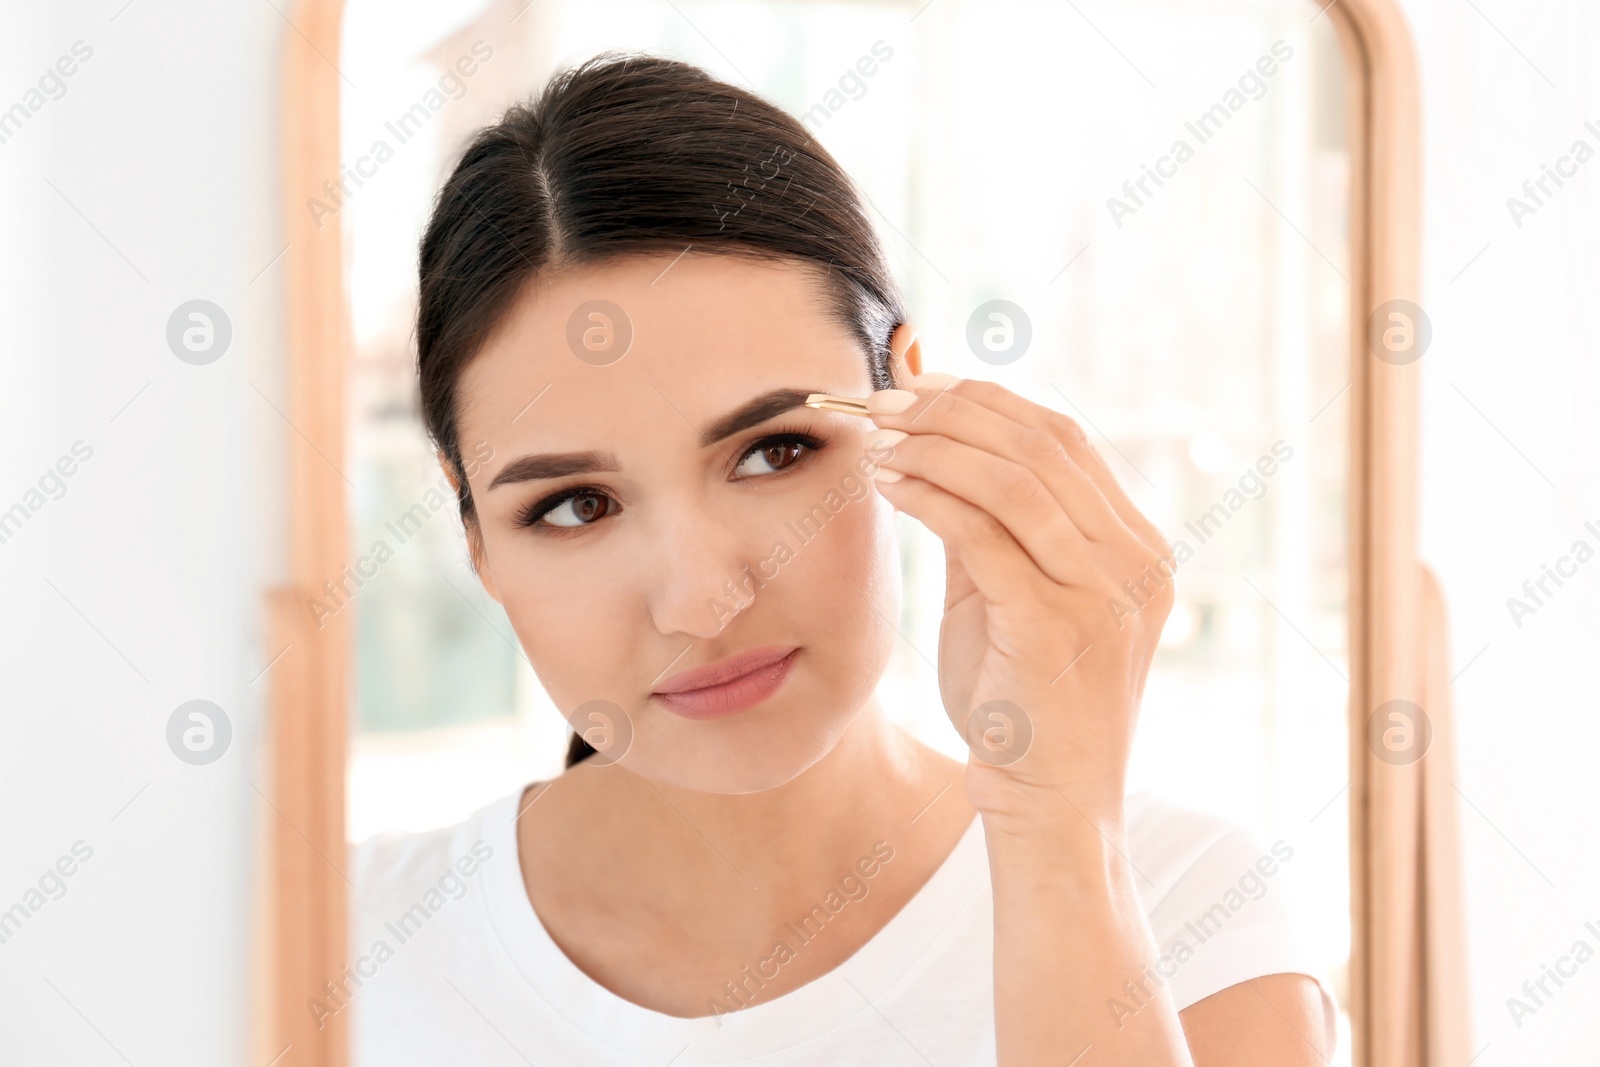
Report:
622,722,847,794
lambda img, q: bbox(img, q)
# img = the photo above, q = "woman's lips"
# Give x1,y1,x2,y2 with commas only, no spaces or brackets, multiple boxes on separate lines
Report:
652,646,799,721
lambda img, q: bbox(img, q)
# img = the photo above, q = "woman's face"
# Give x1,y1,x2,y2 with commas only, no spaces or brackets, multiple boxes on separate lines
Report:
451,252,914,793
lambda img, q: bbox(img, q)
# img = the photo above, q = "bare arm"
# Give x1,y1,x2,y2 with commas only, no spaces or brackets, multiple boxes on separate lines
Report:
1180,973,1332,1066
988,811,1193,1065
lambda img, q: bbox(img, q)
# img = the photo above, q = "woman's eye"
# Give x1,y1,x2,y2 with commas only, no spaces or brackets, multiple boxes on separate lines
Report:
515,432,824,534
733,433,823,478
517,489,615,530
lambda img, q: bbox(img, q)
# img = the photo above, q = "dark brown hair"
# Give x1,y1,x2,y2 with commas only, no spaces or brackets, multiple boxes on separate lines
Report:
415,51,908,769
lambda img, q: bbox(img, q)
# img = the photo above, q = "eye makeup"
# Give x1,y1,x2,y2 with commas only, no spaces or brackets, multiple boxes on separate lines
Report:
510,424,830,533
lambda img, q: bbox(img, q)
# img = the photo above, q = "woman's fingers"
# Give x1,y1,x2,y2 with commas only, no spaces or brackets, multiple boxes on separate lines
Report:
882,377,1173,561
869,431,1095,589
867,380,1132,553
869,468,1043,608
968,379,1174,559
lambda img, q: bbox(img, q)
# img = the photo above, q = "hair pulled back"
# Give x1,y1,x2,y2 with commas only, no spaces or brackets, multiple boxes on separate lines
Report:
415,51,908,768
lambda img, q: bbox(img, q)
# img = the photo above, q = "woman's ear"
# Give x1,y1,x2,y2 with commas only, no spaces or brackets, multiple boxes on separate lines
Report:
887,322,922,384
437,449,502,604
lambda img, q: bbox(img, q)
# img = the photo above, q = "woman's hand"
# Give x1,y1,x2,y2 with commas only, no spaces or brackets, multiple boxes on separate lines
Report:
867,375,1324,1066
864,373,1177,834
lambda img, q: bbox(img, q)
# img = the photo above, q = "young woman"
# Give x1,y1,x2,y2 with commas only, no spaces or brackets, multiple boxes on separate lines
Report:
348,51,1337,1065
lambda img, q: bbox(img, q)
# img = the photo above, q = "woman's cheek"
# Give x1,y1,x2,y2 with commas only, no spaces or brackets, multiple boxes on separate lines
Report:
783,482,896,626
495,555,588,675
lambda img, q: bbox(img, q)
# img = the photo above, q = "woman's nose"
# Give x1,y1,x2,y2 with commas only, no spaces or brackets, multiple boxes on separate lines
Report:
642,510,773,639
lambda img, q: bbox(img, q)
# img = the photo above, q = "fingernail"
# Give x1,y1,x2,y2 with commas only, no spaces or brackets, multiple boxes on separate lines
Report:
908,371,960,391
863,428,908,455
865,428,907,482
864,389,917,415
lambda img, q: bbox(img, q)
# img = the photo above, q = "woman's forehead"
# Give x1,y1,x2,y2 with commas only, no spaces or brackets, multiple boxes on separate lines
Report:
457,257,869,442
462,358,869,458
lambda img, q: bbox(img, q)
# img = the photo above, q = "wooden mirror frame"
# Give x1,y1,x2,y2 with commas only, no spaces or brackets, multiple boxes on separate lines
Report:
260,3,1465,1064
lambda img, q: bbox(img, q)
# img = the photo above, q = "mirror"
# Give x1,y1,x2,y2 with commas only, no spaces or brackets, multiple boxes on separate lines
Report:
322,0,1356,1060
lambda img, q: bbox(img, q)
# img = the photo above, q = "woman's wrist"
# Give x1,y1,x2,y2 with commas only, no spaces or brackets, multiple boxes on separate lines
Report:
979,803,1132,901
966,763,1126,842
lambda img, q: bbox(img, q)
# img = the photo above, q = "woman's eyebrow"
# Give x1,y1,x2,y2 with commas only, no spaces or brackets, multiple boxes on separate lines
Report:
699,386,816,444
485,387,821,490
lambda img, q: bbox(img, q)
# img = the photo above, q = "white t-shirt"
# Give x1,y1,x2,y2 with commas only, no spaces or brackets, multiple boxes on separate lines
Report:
344,787,1337,1065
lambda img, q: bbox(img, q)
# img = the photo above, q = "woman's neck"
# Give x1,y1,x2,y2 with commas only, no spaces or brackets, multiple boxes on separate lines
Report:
534,702,968,889
513,703,977,1015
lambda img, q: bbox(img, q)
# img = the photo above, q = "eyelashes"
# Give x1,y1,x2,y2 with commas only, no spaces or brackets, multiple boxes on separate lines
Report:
513,487,612,532
511,424,829,534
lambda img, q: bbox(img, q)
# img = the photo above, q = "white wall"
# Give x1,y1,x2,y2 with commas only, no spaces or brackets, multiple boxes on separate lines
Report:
0,2,284,1063
1404,0,1600,1060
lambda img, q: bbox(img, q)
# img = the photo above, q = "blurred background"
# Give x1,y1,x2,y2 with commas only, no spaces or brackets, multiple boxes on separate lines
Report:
1,0,1596,1063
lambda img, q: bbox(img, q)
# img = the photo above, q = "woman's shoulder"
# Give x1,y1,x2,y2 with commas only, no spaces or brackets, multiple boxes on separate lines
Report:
348,786,528,919
1118,789,1334,1039
1122,789,1298,910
